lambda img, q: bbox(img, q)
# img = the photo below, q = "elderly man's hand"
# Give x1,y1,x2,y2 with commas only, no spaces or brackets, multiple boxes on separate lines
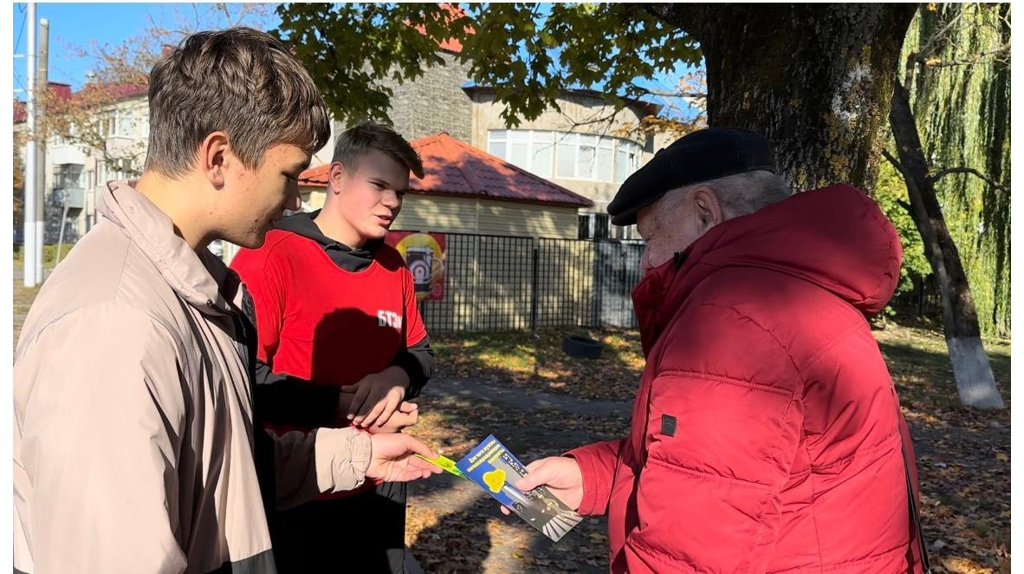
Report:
499,456,584,515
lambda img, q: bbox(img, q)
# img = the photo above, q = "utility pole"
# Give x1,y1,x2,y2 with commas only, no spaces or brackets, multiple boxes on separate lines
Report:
23,3,36,288
35,17,48,282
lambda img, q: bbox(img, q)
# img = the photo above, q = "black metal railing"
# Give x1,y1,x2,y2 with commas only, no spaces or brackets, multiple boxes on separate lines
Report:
415,232,645,333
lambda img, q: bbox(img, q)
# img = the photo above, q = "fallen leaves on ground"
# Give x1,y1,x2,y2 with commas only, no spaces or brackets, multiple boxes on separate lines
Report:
873,319,1010,573
433,327,645,402
410,321,1010,573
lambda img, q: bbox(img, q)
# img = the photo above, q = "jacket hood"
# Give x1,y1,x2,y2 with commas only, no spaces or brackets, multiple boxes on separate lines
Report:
688,183,902,314
633,184,902,353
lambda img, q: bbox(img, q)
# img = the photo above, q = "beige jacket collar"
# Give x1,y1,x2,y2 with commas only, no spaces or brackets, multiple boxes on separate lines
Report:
98,180,241,316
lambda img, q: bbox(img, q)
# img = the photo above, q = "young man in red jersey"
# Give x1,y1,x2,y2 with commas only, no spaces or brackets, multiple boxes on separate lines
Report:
231,122,433,573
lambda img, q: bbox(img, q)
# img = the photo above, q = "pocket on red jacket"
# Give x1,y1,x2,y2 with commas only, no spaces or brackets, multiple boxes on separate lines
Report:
629,371,801,571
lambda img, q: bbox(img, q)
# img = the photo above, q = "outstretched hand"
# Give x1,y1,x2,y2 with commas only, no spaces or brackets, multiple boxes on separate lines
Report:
367,433,442,483
499,456,584,515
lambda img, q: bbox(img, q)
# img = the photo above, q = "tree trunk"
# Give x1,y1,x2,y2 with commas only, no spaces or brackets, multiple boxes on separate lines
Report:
645,4,917,191
888,79,1004,409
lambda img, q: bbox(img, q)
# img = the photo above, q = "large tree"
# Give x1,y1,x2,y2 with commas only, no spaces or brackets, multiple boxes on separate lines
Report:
278,3,916,190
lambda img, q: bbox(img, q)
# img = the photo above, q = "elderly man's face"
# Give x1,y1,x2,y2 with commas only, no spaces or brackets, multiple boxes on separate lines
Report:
636,185,723,276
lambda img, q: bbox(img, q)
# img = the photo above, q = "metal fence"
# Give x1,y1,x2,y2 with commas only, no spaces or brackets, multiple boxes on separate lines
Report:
418,232,645,333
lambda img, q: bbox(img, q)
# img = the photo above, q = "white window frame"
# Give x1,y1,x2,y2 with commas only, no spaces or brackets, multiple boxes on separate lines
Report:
113,108,135,138
488,129,642,184
488,129,556,178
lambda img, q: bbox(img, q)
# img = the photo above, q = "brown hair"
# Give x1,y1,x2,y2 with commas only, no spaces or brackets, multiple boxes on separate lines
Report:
144,27,331,177
332,122,424,179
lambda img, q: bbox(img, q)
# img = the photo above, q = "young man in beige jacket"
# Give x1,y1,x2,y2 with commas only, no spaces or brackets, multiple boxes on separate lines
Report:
13,28,440,574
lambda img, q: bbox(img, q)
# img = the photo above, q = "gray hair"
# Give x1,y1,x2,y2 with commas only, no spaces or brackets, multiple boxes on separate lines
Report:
669,170,792,219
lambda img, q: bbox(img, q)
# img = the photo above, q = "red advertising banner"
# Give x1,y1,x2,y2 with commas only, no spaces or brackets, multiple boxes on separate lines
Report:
385,231,447,301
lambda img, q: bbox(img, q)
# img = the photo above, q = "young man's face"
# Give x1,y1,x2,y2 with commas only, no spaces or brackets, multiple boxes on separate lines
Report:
219,143,310,248
331,148,410,246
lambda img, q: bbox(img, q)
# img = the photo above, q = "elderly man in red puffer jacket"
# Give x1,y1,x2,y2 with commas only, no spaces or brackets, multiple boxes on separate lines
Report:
515,128,927,573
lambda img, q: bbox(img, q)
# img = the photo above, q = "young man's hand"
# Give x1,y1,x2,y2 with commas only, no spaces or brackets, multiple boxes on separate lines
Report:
367,402,418,434
367,433,442,483
340,366,410,429
500,457,584,515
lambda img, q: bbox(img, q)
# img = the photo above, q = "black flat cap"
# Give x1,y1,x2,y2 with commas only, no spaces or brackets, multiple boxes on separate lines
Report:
608,127,777,226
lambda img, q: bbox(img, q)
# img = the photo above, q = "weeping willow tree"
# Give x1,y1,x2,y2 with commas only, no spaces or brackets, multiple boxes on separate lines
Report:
882,3,1010,408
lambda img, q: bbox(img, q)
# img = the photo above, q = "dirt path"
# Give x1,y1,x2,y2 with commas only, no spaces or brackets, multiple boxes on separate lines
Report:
407,377,630,573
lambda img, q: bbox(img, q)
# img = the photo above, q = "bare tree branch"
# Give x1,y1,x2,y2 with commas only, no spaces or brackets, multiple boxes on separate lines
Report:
881,150,915,215
630,84,707,99
919,43,1011,68
927,166,1010,192
882,149,905,174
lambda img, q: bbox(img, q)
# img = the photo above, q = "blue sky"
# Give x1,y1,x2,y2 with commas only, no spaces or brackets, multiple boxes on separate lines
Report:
11,3,699,118
14,4,169,90
11,3,279,91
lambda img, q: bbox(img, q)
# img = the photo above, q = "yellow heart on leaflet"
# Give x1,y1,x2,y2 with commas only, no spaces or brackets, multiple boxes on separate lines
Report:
483,468,507,493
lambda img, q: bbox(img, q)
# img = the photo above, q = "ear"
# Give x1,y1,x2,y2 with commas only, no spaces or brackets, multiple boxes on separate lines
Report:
691,186,724,230
199,131,231,189
328,162,348,195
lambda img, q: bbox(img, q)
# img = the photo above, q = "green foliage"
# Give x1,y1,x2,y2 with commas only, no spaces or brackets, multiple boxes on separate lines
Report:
275,3,457,126
873,159,931,293
275,3,701,127
898,4,1011,336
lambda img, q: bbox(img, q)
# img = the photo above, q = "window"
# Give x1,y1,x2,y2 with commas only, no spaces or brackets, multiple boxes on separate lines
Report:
489,130,554,177
615,140,642,183
53,164,84,190
555,133,576,179
578,212,611,240
100,114,116,138
489,129,642,183
114,109,136,137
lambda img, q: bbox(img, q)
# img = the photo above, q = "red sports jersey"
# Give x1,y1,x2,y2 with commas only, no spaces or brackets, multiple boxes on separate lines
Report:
232,229,427,431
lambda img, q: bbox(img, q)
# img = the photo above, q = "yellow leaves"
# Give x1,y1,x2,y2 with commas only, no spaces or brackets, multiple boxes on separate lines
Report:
995,452,1008,462
925,56,944,67
942,555,993,573
927,3,938,11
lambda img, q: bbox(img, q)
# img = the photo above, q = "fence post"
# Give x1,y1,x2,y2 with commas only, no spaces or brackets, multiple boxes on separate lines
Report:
592,241,602,328
530,245,539,331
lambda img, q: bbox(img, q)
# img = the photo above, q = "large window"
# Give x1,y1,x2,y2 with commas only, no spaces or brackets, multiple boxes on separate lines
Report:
114,109,136,138
489,129,641,183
